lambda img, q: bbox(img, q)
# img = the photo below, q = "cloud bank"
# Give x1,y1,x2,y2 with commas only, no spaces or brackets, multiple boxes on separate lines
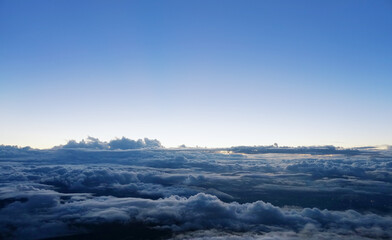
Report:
1,138,391,239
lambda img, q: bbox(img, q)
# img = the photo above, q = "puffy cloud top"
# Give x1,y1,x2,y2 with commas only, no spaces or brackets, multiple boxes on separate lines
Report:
59,137,162,150
109,137,162,150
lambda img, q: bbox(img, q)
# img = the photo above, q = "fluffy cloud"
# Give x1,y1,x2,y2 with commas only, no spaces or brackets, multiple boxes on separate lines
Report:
1,142,392,239
109,137,162,150
59,136,162,150
1,185,391,239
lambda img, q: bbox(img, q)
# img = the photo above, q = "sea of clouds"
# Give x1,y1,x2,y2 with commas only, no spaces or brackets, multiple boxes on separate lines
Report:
1,137,392,239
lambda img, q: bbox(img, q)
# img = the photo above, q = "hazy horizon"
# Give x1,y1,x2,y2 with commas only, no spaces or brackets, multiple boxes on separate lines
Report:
2,136,392,150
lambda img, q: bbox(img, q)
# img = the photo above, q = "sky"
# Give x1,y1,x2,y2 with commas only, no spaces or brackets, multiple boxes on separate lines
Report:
1,0,391,148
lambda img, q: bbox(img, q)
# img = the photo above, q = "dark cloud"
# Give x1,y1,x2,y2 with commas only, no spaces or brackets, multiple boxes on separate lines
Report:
0,142,392,239
1,186,391,240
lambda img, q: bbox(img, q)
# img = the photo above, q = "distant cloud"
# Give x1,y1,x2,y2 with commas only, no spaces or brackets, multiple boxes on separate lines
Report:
109,137,162,150
230,145,361,155
62,136,107,149
58,136,162,150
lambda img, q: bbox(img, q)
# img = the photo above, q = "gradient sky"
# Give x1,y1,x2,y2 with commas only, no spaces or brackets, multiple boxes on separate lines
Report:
1,0,391,148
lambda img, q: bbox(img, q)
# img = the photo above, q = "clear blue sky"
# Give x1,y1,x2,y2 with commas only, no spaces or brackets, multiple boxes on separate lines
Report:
1,0,391,148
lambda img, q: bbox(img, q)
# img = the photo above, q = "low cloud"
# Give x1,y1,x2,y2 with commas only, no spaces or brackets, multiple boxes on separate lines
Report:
1,141,392,239
1,185,391,240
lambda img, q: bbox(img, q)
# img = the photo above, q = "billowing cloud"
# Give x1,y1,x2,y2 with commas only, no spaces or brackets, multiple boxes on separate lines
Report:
58,136,162,150
1,185,391,239
109,137,162,150
0,140,392,239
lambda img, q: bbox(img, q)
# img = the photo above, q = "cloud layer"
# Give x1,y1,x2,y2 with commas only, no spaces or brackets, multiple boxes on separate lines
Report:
1,139,392,239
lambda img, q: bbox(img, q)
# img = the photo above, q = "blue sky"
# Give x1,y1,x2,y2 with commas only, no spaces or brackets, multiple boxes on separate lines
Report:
1,0,391,148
